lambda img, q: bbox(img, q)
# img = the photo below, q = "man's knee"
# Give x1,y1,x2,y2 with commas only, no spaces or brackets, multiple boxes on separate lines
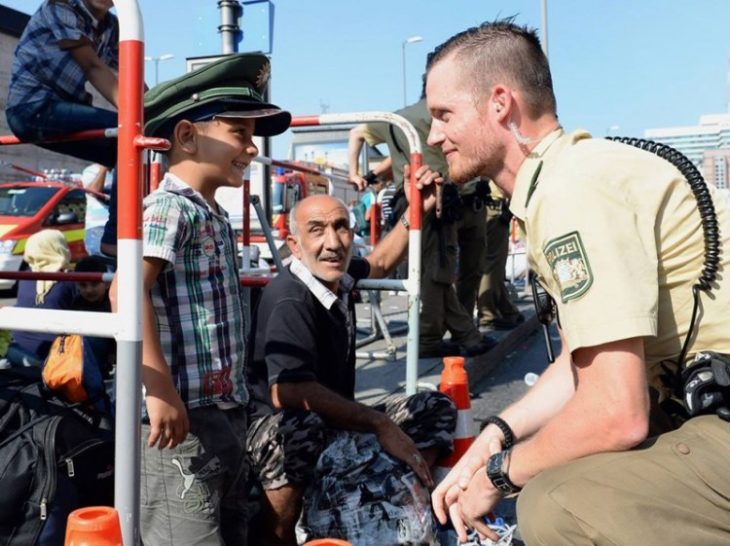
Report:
248,410,327,489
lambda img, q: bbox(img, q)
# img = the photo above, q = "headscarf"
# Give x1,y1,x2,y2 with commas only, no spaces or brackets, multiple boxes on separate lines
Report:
23,229,70,305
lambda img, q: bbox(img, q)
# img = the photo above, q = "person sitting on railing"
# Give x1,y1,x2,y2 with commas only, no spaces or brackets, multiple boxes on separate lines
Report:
110,53,291,546
6,229,77,368
5,0,121,257
246,186,454,545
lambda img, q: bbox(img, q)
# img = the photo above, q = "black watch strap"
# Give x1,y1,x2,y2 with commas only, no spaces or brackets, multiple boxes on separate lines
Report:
486,448,521,495
481,415,515,449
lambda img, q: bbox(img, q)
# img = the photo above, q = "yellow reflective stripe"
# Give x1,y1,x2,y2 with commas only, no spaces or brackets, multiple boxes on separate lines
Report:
64,228,85,243
0,225,17,237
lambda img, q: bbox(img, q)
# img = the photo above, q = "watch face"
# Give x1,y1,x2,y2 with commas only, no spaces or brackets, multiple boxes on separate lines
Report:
486,450,519,494
487,451,504,478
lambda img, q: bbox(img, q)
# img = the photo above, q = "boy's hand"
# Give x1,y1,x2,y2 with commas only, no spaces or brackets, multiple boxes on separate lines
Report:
145,384,190,449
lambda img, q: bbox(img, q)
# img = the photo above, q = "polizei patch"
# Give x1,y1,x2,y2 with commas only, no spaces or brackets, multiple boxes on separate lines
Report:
543,231,593,302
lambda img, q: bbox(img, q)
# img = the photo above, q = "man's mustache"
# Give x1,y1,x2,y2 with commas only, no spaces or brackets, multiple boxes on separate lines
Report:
319,251,345,261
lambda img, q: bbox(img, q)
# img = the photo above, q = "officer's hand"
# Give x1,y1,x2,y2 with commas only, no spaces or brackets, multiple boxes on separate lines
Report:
375,417,433,488
403,163,443,214
431,425,504,524
452,469,501,543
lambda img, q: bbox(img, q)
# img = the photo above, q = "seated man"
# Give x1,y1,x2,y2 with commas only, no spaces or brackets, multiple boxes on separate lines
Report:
247,189,457,546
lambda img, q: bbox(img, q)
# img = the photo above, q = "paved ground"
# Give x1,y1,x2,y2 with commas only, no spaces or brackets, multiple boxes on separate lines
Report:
353,289,538,404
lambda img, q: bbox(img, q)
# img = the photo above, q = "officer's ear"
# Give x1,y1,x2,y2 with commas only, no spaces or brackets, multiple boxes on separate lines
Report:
490,85,512,122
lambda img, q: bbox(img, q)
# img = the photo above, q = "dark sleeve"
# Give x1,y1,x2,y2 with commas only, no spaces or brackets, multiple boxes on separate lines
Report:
48,281,78,310
263,297,320,386
348,256,371,281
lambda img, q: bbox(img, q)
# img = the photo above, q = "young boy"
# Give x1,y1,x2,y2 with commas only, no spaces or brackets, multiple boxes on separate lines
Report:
136,53,290,546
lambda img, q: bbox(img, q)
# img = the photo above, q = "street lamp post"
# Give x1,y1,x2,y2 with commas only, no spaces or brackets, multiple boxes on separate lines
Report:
144,53,175,86
401,35,423,107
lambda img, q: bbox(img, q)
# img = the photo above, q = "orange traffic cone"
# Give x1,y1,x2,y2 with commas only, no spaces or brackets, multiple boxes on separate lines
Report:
65,506,122,546
434,356,476,483
304,538,352,546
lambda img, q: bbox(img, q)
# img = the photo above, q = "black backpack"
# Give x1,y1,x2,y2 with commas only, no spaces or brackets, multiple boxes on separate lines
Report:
0,367,114,545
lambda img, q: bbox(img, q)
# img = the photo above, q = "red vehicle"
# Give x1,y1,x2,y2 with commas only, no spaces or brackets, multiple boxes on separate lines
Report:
269,168,331,238
0,180,87,292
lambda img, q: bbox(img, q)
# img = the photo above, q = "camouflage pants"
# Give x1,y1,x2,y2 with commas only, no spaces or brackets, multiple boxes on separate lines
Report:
247,391,456,490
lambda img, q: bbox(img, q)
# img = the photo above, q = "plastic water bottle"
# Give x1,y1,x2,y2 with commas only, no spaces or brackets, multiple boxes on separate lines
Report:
524,372,539,386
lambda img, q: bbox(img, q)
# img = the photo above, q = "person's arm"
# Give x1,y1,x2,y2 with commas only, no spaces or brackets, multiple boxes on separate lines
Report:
372,156,393,182
272,381,432,487
365,163,441,277
84,165,108,194
347,126,369,191
452,337,650,541
139,257,189,449
62,41,119,107
511,337,649,481
431,342,575,525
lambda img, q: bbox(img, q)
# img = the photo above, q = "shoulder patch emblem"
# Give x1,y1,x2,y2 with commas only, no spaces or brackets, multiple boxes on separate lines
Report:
543,231,593,302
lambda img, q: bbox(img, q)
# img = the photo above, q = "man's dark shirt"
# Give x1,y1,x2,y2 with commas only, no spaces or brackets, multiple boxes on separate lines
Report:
248,256,370,419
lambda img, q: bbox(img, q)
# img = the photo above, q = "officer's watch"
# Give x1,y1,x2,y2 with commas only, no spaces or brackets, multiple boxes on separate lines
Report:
486,448,521,495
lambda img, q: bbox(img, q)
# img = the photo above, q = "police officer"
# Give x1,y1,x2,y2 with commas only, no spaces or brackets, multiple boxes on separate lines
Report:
426,20,730,545
477,181,524,329
348,94,492,358
454,179,487,317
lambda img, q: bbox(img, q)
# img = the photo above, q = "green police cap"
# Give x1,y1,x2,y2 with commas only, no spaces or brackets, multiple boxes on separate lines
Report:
144,52,291,138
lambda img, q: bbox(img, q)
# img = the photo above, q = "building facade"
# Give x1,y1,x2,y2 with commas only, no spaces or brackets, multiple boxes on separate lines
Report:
645,113,730,189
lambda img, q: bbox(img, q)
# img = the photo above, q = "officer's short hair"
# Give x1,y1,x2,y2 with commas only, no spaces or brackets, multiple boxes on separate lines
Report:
426,18,557,118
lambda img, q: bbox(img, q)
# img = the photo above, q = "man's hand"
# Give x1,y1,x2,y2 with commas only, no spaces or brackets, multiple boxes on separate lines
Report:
403,164,444,214
375,416,433,488
451,469,502,543
431,423,505,524
145,382,190,449
348,174,368,192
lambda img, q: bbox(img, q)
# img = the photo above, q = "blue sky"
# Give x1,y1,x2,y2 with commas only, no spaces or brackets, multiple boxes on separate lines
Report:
4,0,730,159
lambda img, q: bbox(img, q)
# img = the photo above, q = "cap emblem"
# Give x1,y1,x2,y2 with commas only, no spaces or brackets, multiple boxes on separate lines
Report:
256,61,271,90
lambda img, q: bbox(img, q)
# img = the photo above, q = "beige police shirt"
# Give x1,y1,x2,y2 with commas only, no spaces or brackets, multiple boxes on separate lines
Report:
358,99,448,187
511,129,730,395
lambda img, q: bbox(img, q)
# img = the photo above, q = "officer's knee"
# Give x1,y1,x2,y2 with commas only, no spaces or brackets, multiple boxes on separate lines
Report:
517,476,588,546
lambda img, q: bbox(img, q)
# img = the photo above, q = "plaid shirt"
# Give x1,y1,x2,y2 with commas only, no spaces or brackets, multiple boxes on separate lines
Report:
143,173,248,410
7,0,119,109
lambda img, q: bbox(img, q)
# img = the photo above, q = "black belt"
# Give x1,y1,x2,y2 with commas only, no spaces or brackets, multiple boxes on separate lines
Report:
461,194,485,211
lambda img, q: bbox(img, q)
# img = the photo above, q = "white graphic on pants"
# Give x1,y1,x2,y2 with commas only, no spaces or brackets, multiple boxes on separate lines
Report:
170,455,223,514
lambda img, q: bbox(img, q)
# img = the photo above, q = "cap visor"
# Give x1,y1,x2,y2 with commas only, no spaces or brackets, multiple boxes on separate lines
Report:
215,106,292,136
